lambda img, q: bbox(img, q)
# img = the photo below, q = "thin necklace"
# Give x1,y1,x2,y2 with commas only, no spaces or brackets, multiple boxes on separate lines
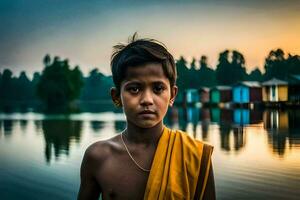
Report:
120,132,151,173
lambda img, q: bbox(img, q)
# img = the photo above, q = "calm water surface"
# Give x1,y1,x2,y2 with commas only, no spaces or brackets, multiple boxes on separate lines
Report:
0,108,300,200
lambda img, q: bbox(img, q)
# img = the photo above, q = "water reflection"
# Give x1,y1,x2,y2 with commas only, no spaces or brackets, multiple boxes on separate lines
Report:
41,120,82,163
199,109,210,140
0,120,1,135
263,110,300,156
219,124,234,151
3,120,14,136
165,107,300,157
90,120,104,133
289,110,300,129
264,110,289,130
20,119,28,132
34,120,42,133
114,120,126,132
0,110,299,200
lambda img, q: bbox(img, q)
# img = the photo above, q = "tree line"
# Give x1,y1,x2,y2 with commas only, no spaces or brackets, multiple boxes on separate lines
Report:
176,48,300,90
0,55,113,111
0,48,299,111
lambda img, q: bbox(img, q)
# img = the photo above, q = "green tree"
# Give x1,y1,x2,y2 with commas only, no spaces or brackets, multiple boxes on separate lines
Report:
15,71,32,101
189,57,199,88
216,50,246,85
248,68,263,82
0,69,14,101
232,50,247,81
264,49,286,80
80,68,112,101
37,55,84,111
198,55,216,87
216,50,231,85
176,56,189,90
286,54,300,75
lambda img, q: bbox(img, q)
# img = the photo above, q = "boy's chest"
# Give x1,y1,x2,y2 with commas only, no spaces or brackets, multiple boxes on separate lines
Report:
96,153,152,200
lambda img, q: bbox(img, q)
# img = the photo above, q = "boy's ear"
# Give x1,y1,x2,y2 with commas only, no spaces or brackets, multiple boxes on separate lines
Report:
111,87,122,107
169,86,178,107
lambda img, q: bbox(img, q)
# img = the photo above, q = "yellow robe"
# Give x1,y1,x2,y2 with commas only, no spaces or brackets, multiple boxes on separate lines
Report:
144,126,213,200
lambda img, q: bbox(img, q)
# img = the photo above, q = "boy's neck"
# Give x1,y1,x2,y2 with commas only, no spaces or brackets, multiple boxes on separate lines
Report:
124,122,164,145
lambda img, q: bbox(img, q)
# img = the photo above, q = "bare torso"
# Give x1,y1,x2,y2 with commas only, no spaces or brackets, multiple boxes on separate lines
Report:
90,135,157,200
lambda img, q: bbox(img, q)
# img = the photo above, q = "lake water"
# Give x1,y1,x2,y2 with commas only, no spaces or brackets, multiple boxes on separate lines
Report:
0,108,300,200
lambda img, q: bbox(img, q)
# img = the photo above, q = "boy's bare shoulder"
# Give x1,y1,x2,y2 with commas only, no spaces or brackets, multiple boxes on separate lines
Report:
83,135,122,165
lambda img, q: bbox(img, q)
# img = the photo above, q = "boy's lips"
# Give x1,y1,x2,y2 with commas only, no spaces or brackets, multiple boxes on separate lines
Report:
138,110,156,115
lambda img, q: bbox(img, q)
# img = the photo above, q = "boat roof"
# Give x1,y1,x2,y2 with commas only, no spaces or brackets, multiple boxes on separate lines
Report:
235,81,261,87
211,86,232,90
262,78,288,86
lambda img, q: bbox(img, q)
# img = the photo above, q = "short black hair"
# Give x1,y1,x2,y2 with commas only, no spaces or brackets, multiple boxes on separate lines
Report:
110,33,177,93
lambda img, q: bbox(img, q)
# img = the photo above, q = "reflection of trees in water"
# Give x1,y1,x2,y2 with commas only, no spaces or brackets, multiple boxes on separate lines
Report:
217,109,245,152
220,109,233,125
20,120,28,132
219,124,231,151
233,127,245,151
200,109,210,140
201,121,209,141
288,129,300,148
34,120,42,133
164,107,179,128
219,125,246,152
166,107,247,152
41,120,82,163
114,121,126,133
288,110,300,129
90,121,104,133
0,120,1,134
167,106,300,155
267,130,288,157
250,110,263,124
2,120,14,136
265,109,300,157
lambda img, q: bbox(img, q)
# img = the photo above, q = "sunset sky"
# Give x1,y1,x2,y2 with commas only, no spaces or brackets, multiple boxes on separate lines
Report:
1,0,300,78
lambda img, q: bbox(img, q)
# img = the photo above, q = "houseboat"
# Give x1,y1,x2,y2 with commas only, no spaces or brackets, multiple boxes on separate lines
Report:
262,78,288,107
210,86,232,107
232,81,262,108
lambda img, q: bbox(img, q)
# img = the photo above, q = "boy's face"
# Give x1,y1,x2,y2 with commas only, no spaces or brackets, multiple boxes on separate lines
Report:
112,63,177,129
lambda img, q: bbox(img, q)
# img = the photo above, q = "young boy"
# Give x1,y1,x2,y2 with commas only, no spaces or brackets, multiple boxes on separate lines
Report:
78,35,215,200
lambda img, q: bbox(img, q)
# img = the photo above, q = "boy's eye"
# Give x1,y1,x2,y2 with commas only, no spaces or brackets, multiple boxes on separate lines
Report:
153,85,165,93
127,86,140,94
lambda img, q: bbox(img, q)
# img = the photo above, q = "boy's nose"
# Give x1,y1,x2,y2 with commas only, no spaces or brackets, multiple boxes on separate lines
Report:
140,90,154,106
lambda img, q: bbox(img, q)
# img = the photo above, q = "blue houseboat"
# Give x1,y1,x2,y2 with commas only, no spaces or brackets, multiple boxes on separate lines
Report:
184,89,200,105
232,81,262,105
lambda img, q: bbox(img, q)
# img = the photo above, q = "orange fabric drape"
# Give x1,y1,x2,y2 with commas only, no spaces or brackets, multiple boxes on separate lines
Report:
144,127,212,200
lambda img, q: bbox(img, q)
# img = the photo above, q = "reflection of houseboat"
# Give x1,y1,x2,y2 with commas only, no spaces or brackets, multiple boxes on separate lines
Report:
210,86,232,106
219,124,246,152
184,89,199,106
233,109,263,125
210,108,220,123
185,106,200,123
262,78,288,104
263,110,289,130
234,109,250,125
198,87,210,106
232,81,262,107
210,108,232,124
